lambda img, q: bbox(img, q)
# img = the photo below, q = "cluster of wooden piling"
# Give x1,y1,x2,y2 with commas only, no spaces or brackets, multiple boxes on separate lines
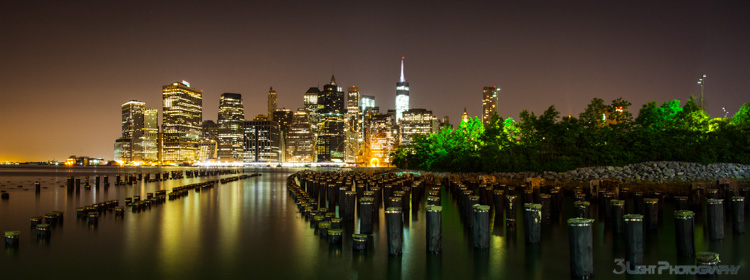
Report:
286,172,748,278
569,180,746,278
4,168,256,249
287,171,436,254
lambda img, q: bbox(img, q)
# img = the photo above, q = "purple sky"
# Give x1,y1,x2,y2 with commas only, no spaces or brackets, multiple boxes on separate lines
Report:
1,0,748,162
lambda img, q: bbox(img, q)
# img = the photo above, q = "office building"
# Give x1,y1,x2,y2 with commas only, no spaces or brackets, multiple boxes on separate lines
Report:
161,81,202,163
286,109,315,163
115,100,157,163
365,111,398,167
482,86,500,125
244,120,282,163
395,57,410,122
399,108,438,146
268,87,277,121
217,93,245,162
316,76,346,162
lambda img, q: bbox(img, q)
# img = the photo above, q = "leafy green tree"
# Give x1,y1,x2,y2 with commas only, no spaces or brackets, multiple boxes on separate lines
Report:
731,103,750,126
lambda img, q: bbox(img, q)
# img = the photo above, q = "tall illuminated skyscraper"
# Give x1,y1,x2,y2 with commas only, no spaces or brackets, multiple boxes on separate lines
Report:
115,100,158,163
218,93,245,162
286,109,314,163
316,75,346,162
304,87,320,134
395,57,410,122
360,95,375,112
161,81,202,163
482,86,500,125
268,87,277,121
345,86,361,163
141,108,158,162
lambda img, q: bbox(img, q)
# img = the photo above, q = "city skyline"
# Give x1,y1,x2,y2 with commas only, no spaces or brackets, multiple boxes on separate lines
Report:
2,0,749,162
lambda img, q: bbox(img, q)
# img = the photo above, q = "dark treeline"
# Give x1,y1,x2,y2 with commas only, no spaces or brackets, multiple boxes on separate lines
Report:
391,96,750,172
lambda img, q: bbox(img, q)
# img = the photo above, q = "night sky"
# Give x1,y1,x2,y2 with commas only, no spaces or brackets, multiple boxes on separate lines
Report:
1,0,748,162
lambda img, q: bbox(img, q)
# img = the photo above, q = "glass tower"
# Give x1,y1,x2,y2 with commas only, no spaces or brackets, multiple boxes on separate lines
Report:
161,81,202,163
395,57,410,122
482,86,500,125
218,93,245,162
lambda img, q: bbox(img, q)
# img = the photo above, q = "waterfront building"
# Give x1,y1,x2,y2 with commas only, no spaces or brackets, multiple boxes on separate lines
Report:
161,81,202,163
197,140,217,161
395,57,410,122
115,100,157,163
365,111,398,167
272,108,293,136
345,86,362,163
399,108,438,146
114,138,131,163
141,108,159,162
199,120,219,161
201,120,218,142
482,86,500,125
286,109,315,163
217,93,245,162
304,87,320,133
244,120,282,163
316,76,346,162
268,87,277,121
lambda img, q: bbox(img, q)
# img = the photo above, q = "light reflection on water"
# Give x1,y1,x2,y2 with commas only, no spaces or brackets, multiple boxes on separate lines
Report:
0,166,748,279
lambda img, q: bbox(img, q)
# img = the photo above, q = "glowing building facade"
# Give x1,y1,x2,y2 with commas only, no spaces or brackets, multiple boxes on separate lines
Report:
395,57,410,122
217,93,245,162
482,86,500,125
304,87,320,134
286,109,315,163
161,81,202,163
399,108,438,146
345,86,362,163
244,120,282,163
115,100,157,163
316,76,346,162
365,111,398,167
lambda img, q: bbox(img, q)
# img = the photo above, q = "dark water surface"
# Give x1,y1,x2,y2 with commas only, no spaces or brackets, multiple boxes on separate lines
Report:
0,166,747,279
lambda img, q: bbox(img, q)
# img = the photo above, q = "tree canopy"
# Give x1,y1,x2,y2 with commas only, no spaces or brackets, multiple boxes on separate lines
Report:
391,97,750,172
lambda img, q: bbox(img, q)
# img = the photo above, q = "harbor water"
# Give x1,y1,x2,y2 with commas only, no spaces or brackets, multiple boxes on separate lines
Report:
0,166,747,279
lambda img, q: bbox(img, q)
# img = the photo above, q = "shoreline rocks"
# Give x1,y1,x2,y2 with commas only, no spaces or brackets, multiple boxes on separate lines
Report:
390,161,750,185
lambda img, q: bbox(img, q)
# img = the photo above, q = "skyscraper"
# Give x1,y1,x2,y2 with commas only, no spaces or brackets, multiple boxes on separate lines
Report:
244,120,282,163
114,100,157,163
161,81,202,163
286,109,314,163
316,75,346,162
345,86,361,163
360,95,375,112
304,87,320,134
268,87,277,121
399,108,438,146
482,86,500,125
218,93,245,162
141,108,158,162
199,120,218,161
395,57,410,122
365,112,398,167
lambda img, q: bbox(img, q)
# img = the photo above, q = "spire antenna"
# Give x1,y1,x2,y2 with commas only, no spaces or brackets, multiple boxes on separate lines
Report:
400,57,406,82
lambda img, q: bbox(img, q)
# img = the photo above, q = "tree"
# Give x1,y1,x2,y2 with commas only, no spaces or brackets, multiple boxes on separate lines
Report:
731,103,750,126
579,98,607,128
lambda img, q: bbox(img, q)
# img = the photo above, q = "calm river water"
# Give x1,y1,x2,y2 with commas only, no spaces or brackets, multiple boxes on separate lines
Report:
0,166,747,279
